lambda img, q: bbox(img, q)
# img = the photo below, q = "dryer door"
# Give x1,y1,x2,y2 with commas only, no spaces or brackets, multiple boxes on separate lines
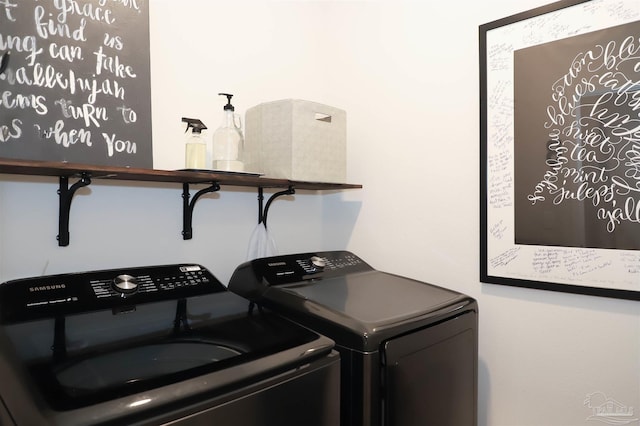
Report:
383,311,478,426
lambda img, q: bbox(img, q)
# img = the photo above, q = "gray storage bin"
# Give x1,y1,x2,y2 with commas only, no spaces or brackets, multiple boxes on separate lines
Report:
244,99,346,182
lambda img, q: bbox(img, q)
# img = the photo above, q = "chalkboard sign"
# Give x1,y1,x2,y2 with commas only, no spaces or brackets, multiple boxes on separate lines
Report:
0,0,152,168
513,20,640,251
480,0,640,300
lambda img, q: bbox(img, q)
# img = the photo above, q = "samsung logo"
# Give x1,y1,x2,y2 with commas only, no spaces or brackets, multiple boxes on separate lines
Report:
29,284,66,292
267,262,287,267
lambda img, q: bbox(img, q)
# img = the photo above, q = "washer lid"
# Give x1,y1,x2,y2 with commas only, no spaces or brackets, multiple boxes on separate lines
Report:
264,270,472,349
56,340,243,395
11,292,328,411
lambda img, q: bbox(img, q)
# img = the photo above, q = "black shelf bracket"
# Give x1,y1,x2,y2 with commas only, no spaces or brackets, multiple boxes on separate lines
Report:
58,173,91,247
258,185,295,228
182,182,220,240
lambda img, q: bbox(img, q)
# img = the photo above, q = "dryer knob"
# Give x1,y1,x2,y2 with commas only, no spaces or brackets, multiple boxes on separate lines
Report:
309,256,326,269
113,274,139,295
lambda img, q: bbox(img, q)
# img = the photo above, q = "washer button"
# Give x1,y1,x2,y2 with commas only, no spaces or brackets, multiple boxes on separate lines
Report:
113,274,139,295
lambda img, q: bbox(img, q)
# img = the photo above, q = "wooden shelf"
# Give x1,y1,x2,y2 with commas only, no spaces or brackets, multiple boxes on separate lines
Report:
0,158,362,246
0,158,362,190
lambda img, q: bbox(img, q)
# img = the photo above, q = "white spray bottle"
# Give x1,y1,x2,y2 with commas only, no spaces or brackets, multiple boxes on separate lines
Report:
182,117,208,170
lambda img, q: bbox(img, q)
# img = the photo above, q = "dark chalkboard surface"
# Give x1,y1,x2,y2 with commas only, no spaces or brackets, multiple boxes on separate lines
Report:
513,20,640,251
0,0,152,168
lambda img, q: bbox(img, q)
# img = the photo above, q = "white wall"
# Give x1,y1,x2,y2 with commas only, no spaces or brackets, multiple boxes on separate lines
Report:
0,1,638,425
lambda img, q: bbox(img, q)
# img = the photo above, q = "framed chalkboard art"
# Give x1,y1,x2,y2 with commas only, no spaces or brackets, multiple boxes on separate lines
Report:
480,0,640,300
0,0,152,168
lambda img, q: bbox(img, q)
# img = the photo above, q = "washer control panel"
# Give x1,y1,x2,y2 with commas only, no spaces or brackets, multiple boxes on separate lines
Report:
0,264,224,323
89,265,213,300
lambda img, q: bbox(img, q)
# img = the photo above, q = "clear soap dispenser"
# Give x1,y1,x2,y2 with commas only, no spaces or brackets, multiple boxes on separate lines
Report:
182,117,208,170
212,93,244,172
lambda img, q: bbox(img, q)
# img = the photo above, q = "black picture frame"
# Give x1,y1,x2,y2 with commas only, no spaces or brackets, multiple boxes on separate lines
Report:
480,0,640,300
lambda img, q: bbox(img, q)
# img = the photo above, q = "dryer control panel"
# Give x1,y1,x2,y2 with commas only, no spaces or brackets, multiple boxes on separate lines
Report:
0,264,225,323
293,252,369,278
228,251,373,301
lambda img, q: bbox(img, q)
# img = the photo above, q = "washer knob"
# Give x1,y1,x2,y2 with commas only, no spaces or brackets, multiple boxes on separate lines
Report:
310,256,326,269
113,274,139,295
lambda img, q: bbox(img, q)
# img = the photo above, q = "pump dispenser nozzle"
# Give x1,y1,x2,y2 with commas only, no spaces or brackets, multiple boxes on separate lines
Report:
219,93,235,111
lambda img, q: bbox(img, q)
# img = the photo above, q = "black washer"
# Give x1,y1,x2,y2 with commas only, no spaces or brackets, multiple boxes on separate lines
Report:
0,263,340,426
